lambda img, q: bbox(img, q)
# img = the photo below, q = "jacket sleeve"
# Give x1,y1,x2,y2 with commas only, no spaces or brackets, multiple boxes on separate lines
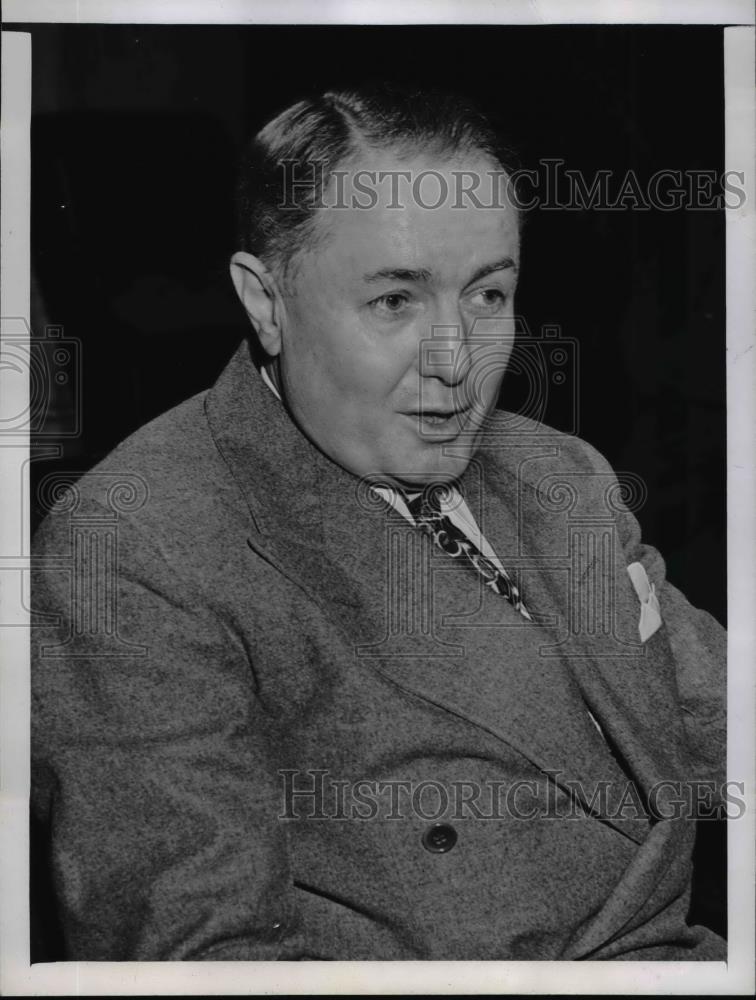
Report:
563,432,727,789
31,504,299,960
614,500,727,790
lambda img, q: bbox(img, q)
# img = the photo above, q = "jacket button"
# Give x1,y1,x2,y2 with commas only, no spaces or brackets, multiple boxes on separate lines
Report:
422,823,458,853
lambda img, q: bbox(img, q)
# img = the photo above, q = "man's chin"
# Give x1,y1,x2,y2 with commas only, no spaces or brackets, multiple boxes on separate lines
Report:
379,450,473,490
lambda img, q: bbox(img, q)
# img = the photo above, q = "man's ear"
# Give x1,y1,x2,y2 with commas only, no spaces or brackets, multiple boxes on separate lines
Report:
229,251,282,357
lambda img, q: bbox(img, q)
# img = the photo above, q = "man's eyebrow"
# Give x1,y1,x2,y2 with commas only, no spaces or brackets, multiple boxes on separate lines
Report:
466,257,518,284
362,258,518,286
362,267,433,284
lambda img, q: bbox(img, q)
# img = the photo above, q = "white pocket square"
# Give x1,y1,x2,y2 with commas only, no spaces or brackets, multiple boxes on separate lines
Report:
627,561,662,642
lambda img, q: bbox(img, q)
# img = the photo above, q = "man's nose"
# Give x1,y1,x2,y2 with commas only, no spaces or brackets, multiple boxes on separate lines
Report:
418,316,472,387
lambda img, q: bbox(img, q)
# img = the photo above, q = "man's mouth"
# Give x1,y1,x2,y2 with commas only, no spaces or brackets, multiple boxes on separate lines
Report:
402,407,471,431
419,411,460,425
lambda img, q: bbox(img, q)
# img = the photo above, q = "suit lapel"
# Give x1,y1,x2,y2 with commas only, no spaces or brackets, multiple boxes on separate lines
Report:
205,339,367,618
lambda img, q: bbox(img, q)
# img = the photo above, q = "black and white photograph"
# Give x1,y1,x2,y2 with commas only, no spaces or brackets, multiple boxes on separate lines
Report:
1,0,754,994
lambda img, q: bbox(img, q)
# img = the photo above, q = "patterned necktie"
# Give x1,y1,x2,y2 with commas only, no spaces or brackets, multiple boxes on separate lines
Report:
405,487,533,623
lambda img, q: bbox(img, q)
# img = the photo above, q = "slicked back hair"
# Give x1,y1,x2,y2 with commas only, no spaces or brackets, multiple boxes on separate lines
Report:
235,86,519,281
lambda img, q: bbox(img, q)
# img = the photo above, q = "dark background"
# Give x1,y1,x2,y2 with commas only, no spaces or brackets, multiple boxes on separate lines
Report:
13,22,727,959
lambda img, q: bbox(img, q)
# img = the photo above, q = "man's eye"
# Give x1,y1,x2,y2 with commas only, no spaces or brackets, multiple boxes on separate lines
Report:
369,292,410,315
467,288,508,311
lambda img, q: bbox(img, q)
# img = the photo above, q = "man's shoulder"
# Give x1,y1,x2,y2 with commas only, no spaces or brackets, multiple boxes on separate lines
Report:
483,410,617,487
99,390,209,469
33,389,247,558
75,390,216,498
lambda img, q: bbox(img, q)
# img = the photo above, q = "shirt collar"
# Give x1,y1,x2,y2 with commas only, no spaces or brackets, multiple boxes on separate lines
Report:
259,363,282,402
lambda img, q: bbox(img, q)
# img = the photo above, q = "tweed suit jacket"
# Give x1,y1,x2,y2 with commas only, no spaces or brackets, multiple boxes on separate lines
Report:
31,337,727,961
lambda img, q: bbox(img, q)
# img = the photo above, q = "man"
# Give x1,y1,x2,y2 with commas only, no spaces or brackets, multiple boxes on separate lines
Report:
31,87,727,960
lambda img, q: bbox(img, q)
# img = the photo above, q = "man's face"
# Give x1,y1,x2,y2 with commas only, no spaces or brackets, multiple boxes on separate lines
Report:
275,149,519,487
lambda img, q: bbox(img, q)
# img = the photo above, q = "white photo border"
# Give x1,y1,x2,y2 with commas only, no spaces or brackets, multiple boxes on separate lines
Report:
1,2,754,995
